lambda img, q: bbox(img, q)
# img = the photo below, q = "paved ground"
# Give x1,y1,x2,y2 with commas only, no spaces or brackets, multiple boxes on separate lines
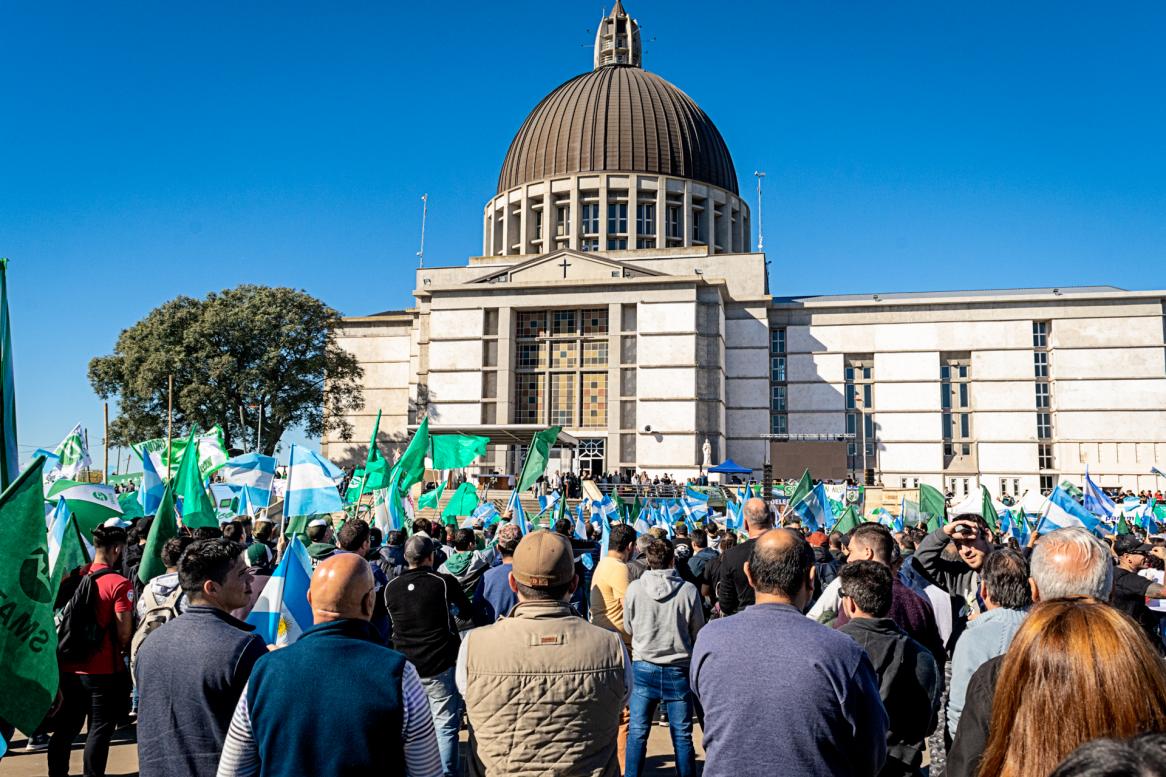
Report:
2,721,706,776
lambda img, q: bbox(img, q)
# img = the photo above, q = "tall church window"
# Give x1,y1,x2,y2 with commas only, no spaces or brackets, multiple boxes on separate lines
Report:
845,356,876,483
769,327,788,436
556,205,570,237
636,204,655,235
941,357,972,458
1033,321,1054,492
514,308,610,429
608,203,627,235
666,206,681,239
581,204,599,234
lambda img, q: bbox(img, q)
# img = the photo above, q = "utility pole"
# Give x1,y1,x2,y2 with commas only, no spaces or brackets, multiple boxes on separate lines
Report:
753,170,766,252
103,402,109,483
166,374,174,480
417,193,429,268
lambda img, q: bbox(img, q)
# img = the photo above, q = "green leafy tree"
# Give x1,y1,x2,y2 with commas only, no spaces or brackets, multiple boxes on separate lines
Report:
89,285,363,455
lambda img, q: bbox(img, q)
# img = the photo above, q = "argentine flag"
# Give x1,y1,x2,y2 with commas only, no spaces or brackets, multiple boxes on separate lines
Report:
684,486,709,503
284,445,344,517
47,498,93,577
507,490,528,534
1083,469,1117,517
539,490,561,514
574,501,588,540
138,444,166,516
246,536,314,646
220,453,277,514
792,482,834,533
682,495,710,524
1036,486,1101,535
592,494,619,525
468,501,499,528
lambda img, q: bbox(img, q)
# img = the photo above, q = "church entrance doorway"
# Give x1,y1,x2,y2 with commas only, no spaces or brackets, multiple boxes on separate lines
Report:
578,438,605,479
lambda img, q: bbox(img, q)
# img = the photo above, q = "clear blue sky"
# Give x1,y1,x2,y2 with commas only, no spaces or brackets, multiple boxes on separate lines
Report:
4,1,1164,468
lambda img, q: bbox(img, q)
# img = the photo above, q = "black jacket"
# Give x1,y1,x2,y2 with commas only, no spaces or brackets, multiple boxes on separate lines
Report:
383,566,475,678
838,617,942,777
716,538,757,616
945,654,1002,777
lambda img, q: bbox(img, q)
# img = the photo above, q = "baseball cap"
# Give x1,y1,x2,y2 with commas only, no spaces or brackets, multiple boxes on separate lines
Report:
495,523,522,546
245,543,272,567
102,516,131,529
253,515,274,525
511,531,575,587
307,518,329,529
1114,535,1153,557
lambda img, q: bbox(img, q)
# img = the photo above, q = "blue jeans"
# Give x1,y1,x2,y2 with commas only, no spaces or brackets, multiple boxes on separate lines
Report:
420,666,463,777
626,661,697,777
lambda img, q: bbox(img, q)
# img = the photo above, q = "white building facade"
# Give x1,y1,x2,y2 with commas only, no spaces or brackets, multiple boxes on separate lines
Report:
325,4,1166,496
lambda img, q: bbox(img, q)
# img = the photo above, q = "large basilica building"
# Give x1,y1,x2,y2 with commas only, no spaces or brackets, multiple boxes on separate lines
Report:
325,2,1166,499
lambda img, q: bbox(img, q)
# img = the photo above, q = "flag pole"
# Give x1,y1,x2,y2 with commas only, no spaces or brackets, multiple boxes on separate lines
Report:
166,374,174,480
103,402,109,484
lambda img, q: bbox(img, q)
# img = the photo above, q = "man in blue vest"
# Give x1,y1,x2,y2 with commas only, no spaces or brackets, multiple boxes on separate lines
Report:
216,553,442,776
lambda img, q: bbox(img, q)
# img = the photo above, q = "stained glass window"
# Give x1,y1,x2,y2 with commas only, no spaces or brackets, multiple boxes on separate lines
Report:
582,373,607,427
550,340,578,369
550,374,575,426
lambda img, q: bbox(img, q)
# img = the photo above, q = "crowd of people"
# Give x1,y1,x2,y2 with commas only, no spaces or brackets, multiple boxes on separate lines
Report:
12,486,1166,777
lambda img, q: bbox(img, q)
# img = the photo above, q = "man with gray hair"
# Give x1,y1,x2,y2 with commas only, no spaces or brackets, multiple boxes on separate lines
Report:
384,534,482,777
946,527,1114,777
716,498,775,615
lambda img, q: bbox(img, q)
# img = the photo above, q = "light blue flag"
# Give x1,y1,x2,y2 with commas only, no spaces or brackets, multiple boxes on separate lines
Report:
219,453,277,514
1152,467,1166,480
599,513,611,557
246,536,314,646
682,495,710,525
137,443,165,516
1083,469,1118,517
684,485,709,503
633,510,651,535
538,490,561,514
592,495,619,525
726,499,742,532
664,499,683,526
1036,486,1101,535
793,482,834,533
284,445,344,517
574,502,588,540
507,490,528,534
468,501,499,528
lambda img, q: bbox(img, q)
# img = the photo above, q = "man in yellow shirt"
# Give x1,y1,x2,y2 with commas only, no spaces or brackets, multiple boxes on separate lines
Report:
590,522,638,770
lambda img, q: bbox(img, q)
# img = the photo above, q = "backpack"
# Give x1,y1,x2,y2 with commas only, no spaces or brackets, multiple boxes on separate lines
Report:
129,585,184,684
55,567,117,662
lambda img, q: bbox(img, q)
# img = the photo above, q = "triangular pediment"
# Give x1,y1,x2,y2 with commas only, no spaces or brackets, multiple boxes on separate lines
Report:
469,249,663,285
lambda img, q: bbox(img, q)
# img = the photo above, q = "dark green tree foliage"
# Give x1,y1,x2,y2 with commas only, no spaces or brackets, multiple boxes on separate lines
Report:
89,285,363,454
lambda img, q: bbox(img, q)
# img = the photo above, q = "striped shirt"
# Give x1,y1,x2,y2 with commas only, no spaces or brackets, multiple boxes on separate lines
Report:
216,660,442,777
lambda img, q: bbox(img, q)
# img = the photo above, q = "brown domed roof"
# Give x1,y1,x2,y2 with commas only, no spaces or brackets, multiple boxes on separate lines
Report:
497,65,739,195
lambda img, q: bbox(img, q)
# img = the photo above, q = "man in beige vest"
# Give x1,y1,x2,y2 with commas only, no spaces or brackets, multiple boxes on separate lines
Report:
456,531,631,776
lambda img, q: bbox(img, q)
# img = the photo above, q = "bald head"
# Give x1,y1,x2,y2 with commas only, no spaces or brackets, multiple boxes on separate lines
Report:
743,498,773,535
745,528,815,607
1030,527,1113,601
308,553,375,624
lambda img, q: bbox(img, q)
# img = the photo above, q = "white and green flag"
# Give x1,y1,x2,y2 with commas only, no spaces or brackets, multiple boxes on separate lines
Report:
136,425,229,481
44,423,90,487
46,478,123,533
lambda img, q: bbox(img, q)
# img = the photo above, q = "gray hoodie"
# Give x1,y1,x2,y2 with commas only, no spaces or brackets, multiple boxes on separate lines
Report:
624,568,705,666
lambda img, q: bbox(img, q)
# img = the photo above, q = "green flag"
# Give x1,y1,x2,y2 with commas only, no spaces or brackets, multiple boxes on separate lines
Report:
362,410,389,492
441,481,479,523
516,426,562,493
137,425,228,481
0,259,16,490
980,486,1000,532
46,479,123,534
919,484,946,526
139,479,179,584
1116,513,1131,535
832,505,861,534
0,457,59,732
430,434,489,470
397,417,430,493
926,511,947,533
175,430,216,529
630,495,643,524
418,480,446,510
118,491,145,520
344,468,366,504
787,469,813,509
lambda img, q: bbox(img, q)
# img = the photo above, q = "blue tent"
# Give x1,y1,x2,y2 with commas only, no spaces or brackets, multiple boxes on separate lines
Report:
708,459,752,475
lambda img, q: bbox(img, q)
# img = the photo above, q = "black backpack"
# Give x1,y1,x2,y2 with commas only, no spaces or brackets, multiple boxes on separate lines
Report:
56,567,116,662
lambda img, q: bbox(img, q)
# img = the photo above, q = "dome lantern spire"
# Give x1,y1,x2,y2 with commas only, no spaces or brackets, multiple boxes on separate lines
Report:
593,1,641,69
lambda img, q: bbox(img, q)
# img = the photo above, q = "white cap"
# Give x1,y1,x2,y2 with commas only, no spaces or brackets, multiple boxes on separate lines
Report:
253,515,274,525
307,518,329,529
102,516,131,529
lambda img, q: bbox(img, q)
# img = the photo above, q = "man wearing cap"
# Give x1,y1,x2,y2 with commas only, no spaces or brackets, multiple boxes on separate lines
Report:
305,518,337,566
473,523,523,623
1111,533,1166,650
384,534,482,777
457,531,630,776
